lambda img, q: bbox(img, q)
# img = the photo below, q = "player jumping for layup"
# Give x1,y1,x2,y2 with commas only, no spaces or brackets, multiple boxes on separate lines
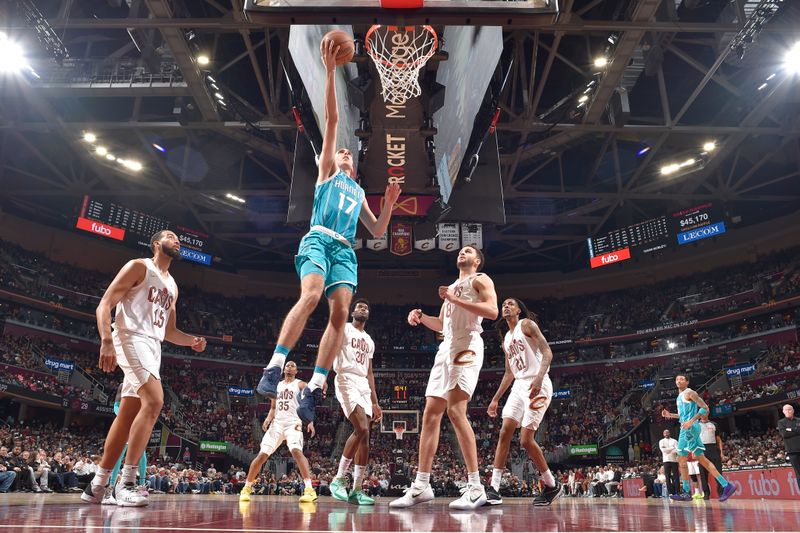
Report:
329,299,382,505
661,374,737,502
257,36,401,425
82,230,207,507
486,298,562,506
390,246,498,510
240,361,318,503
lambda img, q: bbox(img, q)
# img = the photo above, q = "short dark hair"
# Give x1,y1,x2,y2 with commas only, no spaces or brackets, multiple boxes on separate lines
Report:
465,245,485,271
150,230,170,253
676,374,690,382
351,298,370,313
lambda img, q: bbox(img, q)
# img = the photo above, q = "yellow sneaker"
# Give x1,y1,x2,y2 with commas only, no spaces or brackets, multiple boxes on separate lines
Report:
299,487,318,503
239,484,252,502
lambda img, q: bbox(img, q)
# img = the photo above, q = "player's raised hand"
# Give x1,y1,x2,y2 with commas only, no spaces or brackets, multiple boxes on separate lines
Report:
408,309,422,326
384,183,401,207
320,38,340,73
191,336,207,352
438,285,456,302
487,399,499,418
99,338,117,373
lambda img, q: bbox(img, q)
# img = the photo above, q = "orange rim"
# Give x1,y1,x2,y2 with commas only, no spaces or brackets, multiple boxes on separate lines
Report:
365,24,438,69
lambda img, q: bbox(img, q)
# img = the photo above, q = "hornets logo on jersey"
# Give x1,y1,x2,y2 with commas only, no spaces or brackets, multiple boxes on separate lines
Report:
311,171,365,245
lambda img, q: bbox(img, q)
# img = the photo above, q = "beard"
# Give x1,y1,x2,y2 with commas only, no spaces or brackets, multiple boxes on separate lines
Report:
163,245,181,259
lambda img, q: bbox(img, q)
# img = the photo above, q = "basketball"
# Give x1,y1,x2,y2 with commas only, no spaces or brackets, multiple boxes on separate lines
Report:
322,29,355,66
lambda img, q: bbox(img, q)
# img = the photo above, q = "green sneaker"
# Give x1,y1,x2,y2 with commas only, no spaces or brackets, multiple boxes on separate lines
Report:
330,476,349,502
348,489,375,506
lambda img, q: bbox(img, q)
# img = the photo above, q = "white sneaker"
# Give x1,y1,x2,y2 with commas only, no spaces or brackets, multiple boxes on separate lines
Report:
115,482,148,507
136,485,150,498
101,486,117,505
389,484,435,508
449,483,487,510
81,482,107,504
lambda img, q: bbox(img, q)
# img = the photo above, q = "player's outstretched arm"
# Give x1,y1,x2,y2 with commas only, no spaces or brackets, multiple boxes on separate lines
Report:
164,291,207,352
488,353,514,417
408,305,444,333
96,259,147,372
317,38,340,184
358,183,401,238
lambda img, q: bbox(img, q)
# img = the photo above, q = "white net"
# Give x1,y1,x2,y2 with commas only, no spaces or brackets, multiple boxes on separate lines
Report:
365,25,438,106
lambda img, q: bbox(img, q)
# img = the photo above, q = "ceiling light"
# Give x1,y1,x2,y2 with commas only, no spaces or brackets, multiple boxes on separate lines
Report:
206,75,216,83
660,164,679,175
667,341,676,350
757,82,768,91
105,154,116,161
83,132,97,143
210,83,219,91
681,158,696,167
637,145,651,157
0,33,27,73
702,141,716,152
214,92,224,100
95,146,108,156
124,160,143,171
197,55,210,65
578,95,589,103
152,143,166,153
785,41,800,74
594,57,608,68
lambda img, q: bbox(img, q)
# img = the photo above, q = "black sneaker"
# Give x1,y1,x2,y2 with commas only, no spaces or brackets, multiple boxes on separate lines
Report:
533,480,563,506
484,485,503,506
297,386,322,424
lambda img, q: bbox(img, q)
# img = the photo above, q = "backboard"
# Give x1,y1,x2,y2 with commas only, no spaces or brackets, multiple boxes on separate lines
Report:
244,0,558,27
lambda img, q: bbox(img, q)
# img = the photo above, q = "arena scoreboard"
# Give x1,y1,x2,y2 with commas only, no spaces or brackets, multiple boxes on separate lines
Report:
75,196,214,266
588,203,726,269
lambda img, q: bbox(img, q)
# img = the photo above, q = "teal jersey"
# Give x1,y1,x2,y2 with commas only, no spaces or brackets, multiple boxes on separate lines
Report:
676,388,699,424
311,171,365,245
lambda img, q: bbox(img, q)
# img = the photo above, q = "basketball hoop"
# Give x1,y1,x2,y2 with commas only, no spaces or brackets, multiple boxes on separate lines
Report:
365,25,438,106
394,425,405,440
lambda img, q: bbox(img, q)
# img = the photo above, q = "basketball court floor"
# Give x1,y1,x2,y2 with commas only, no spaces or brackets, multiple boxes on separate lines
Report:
1,494,799,532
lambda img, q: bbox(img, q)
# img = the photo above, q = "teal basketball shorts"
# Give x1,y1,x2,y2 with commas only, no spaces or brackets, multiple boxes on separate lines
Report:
295,231,358,297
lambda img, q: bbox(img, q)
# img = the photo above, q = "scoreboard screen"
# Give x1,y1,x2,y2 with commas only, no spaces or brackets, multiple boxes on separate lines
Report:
588,203,726,269
75,196,214,266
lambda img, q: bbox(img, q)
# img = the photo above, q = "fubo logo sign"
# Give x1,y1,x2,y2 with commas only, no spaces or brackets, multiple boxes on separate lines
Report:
76,217,125,241
590,247,631,269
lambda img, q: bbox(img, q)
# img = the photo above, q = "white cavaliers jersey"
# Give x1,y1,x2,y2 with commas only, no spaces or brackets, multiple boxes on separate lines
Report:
274,379,302,424
442,273,484,340
334,323,375,379
113,258,178,342
503,320,551,384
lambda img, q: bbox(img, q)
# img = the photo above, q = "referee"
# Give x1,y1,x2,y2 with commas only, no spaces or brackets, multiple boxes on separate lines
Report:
778,404,800,490
698,412,724,500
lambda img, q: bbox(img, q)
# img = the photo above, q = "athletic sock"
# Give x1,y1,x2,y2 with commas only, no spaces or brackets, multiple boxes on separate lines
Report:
244,481,253,488
491,468,503,491
336,456,353,479
266,344,290,370
121,464,137,485
542,469,556,488
353,465,366,490
304,478,313,490
682,480,691,494
715,475,729,488
414,471,430,488
467,471,480,486
307,367,329,391
92,467,112,490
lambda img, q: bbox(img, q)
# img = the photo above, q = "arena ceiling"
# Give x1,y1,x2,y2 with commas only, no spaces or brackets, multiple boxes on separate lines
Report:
1,0,799,274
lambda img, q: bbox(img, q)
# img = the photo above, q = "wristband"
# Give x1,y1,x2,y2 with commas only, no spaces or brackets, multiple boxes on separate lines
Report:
698,408,708,416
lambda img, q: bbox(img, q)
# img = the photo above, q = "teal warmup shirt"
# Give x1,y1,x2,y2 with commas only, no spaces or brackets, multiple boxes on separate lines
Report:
311,171,365,245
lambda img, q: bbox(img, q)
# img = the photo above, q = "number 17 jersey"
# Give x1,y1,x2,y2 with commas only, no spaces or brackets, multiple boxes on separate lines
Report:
311,171,365,245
